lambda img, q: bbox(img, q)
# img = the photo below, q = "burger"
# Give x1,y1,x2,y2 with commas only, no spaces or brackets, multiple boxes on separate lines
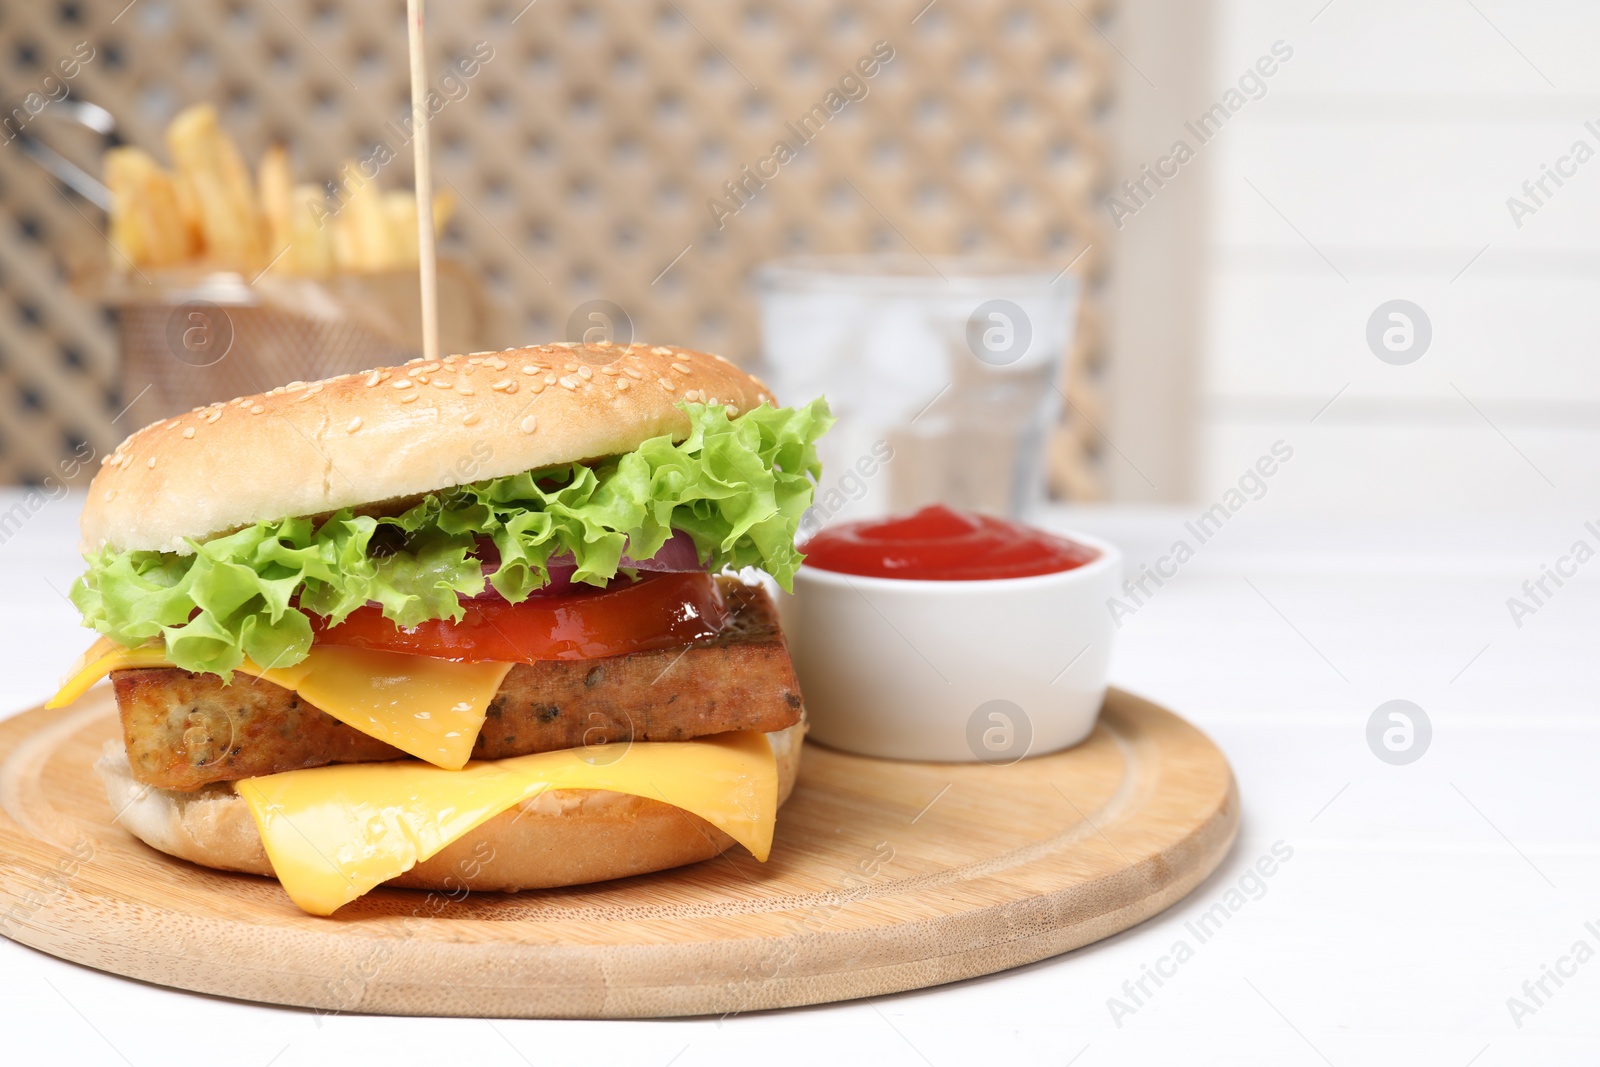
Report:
47,342,832,915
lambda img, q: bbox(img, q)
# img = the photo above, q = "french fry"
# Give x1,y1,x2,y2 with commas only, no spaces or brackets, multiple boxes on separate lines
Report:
104,147,193,268
333,163,396,272
383,191,420,267
257,143,294,264
431,189,455,237
110,106,451,277
287,183,335,276
170,170,204,255
382,189,456,269
165,103,264,272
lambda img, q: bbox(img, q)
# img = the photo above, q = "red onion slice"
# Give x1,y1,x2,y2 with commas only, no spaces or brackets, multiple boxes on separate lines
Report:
615,529,703,573
469,529,704,600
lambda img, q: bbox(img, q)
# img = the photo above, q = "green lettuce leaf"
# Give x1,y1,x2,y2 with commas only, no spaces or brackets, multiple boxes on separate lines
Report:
71,398,833,678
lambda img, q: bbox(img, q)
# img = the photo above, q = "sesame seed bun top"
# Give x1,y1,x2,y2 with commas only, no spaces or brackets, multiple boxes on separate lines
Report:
81,342,775,554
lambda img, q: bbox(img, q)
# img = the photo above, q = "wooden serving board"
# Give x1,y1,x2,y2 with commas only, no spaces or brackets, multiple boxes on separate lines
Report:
0,687,1236,1018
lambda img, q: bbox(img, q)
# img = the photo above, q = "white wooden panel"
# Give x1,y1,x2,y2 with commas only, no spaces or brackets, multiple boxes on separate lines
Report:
1197,421,1588,516
1195,1,1600,515
1223,0,1600,95
1207,118,1600,251
1202,272,1600,403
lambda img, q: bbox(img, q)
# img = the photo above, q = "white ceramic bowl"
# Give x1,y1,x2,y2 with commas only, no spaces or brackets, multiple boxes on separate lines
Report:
780,531,1122,763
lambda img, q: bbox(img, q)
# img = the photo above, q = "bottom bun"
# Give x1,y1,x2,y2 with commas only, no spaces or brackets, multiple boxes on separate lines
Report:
96,721,805,893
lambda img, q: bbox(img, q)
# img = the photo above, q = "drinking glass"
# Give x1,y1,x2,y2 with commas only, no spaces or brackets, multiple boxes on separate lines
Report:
754,255,1079,529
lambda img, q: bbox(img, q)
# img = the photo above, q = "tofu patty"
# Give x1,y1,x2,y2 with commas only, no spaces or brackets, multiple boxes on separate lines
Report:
112,579,804,790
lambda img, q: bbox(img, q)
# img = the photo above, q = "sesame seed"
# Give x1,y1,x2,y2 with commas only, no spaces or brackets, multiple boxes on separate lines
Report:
652,346,673,355
147,456,156,468
564,363,579,371
364,371,382,387
623,366,643,379
416,374,430,384
203,408,222,423
463,412,481,426
399,392,418,404
422,362,441,372
528,380,546,393
432,378,453,389
103,489,114,501
393,379,414,389
520,415,538,434
559,376,579,390
577,366,593,380
182,427,195,439
599,364,619,375
657,378,673,390
467,357,485,365
456,383,475,395
347,417,363,433
487,357,507,370
407,366,426,378
250,404,265,415
544,374,558,386
522,365,539,375
671,362,691,375
616,378,631,391
491,379,514,392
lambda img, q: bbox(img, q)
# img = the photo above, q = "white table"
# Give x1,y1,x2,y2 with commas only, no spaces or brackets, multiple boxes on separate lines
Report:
2,492,1596,1065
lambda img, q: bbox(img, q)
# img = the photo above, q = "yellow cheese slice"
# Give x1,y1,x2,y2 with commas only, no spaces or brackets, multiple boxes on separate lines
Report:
236,730,778,915
47,637,511,770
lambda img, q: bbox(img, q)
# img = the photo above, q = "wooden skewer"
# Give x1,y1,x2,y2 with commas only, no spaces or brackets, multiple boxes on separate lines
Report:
406,0,439,364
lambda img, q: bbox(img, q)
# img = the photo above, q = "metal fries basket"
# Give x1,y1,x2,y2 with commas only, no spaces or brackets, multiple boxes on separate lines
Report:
97,260,484,428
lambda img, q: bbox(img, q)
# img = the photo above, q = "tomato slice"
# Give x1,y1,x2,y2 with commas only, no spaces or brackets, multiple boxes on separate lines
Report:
310,572,727,663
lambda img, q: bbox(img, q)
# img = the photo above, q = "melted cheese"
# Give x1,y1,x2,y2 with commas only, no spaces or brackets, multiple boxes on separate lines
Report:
236,730,778,915
47,637,511,770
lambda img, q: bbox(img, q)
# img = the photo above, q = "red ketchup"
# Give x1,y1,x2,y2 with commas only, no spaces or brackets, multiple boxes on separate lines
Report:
799,504,1098,581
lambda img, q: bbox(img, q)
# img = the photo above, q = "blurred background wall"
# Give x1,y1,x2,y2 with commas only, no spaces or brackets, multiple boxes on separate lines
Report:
0,0,1113,495
4,0,1589,516
1181,0,1594,517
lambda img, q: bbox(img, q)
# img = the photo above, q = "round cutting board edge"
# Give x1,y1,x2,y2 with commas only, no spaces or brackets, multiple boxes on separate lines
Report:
0,687,1238,1018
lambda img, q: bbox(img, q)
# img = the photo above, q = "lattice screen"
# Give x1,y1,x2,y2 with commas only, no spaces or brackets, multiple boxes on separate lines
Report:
0,0,1114,497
